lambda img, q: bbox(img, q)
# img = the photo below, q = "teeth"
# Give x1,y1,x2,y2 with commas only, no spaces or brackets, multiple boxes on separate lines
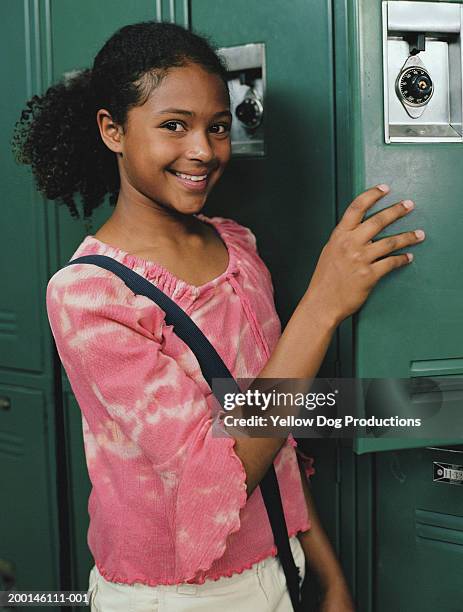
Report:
175,172,207,182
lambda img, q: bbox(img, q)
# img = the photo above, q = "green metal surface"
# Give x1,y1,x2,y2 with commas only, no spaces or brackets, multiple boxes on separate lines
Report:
1,1,61,604
336,3,463,610
0,384,58,591
376,446,463,611
0,0,46,372
339,0,463,453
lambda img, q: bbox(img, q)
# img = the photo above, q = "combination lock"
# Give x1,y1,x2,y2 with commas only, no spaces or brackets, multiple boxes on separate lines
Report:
235,91,263,129
395,54,434,119
396,67,434,107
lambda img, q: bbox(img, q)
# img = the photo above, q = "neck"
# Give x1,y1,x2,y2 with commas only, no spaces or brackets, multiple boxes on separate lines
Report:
96,182,206,250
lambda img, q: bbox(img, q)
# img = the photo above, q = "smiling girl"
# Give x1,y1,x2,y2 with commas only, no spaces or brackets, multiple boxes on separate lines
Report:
14,21,424,612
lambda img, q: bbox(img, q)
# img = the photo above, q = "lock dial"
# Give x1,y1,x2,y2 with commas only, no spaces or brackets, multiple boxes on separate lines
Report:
397,67,434,107
395,54,434,119
235,92,263,129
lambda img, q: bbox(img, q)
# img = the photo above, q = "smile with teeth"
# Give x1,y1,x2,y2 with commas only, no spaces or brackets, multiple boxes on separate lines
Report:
173,171,208,182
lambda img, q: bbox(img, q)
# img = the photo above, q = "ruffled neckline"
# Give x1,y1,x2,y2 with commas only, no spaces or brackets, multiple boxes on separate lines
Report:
79,213,240,296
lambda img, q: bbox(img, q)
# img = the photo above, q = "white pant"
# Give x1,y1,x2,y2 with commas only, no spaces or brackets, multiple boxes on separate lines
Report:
88,535,306,611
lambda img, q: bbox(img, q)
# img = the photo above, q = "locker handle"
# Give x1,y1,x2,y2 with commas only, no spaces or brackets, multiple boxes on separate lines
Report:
0,396,11,411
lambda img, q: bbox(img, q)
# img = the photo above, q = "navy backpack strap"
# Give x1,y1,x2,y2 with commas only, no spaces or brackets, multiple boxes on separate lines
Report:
64,254,303,611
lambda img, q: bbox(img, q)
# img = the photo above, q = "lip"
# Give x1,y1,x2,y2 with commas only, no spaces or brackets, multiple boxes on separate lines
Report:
170,169,209,177
167,169,210,192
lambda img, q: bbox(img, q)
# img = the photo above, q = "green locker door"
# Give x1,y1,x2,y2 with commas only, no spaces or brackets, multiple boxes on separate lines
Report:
376,446,463,612
336,1,463,610
345,0,463,453
1,0,61,602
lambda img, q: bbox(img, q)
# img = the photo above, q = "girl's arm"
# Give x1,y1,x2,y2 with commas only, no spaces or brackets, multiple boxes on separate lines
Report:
230,289,336,498
227,185,419,498
296,459,355,612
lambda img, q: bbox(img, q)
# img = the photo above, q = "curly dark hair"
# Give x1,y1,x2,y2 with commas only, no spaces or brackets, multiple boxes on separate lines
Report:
12,21,229,220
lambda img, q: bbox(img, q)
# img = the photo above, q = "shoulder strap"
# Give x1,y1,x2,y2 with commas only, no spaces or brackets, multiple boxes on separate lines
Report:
64,254,303,611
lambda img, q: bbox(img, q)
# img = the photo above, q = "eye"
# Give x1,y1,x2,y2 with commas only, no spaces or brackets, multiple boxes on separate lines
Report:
209,123,231,135
161,121,186,132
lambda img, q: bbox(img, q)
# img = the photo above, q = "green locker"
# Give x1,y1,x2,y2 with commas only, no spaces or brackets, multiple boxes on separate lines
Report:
376,446,463,611
338,2,463,610
0,0,61,601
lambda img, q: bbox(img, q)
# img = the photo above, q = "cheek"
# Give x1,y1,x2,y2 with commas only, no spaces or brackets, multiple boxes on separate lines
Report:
216,139,232,165
126,137,174,176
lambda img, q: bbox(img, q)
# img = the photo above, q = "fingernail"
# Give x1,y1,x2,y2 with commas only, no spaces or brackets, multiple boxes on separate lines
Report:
403,200,415,210
406,253,414,262
377,184,390,193
415,229,425,240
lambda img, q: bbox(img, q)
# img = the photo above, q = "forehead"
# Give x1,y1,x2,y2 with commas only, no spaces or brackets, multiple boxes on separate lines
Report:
144,63,229,111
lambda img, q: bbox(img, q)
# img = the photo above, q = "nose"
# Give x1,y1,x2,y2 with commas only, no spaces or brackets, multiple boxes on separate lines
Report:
185,129,215,164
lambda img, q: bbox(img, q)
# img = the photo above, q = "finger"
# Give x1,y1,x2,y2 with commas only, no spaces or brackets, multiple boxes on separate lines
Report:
366,229,425,262
356,199,415,244
336,185,390,232
371,252,413,279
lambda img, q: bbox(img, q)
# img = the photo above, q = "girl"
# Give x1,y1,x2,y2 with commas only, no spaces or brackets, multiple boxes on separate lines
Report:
14,21,424,612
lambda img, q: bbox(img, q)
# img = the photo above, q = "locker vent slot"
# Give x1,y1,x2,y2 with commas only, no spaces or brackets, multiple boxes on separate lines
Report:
410,358,463,377
415,508,463,549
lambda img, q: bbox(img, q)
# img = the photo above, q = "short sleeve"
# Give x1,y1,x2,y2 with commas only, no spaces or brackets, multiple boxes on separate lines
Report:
214,217,276,295
286,434,316,479
46,264,248,581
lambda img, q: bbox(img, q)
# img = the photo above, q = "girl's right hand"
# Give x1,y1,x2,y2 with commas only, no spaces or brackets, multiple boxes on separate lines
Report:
305,185,425,327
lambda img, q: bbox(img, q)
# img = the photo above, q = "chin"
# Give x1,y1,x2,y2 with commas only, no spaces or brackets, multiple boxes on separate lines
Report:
147,192,205,216
172,198,208,217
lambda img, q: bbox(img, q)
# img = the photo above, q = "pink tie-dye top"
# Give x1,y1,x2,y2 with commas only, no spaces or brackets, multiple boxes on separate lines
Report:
46,213,315,587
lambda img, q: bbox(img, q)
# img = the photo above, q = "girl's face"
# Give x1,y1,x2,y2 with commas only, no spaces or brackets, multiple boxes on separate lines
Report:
109,63,232,216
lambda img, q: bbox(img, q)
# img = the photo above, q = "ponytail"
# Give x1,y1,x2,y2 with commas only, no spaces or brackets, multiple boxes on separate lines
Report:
12,68,118,220
13,21,229,221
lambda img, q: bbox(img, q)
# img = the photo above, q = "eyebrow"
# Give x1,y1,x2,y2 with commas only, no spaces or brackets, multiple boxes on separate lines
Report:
157,108,232,119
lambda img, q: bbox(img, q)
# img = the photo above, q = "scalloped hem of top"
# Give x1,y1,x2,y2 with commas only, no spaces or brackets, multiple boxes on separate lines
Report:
175,432,249,583
193,522,312,584
88,433,247,589
91,436,311,587
93,521,312,588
